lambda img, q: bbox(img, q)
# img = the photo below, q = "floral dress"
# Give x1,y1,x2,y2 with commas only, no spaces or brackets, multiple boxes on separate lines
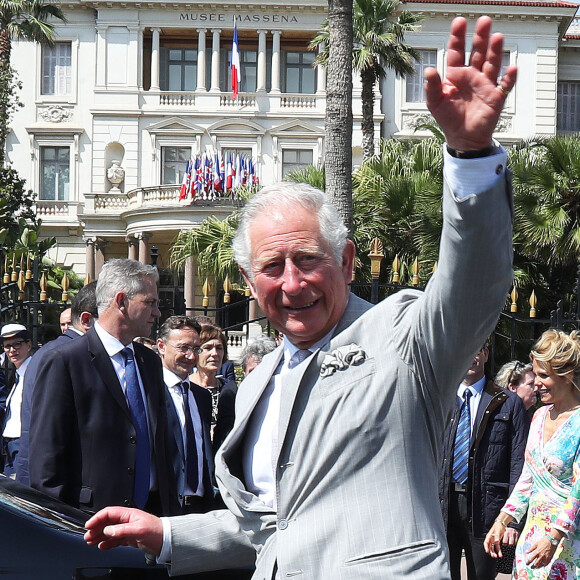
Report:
501,405,580,579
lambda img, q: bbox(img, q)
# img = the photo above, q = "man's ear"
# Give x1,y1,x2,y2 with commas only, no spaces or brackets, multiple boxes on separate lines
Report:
240,267,258,300
341,240,356,283
156,338,165,357
80,312,94,331
115,292,126,311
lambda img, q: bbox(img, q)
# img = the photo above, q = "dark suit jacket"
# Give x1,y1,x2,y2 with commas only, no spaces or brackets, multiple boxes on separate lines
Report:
29,327,178,515
165,381,215,512
16,329,79,485
439,380,529,538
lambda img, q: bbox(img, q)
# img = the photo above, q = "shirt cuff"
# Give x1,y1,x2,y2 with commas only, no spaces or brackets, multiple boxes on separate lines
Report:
156,517,172,565
443,141,507,199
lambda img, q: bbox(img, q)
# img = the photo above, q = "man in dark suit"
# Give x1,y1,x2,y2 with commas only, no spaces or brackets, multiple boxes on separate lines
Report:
16,281,98,485
29,259,178,516
439,345,529,579
157,316,216,514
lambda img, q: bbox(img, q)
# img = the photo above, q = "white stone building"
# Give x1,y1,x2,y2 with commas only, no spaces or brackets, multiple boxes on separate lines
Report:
5,0,580,309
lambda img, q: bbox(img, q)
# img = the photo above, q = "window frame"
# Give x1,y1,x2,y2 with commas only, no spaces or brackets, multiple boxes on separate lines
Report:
161,145,193,185
39,144,72,201
37,38,78,104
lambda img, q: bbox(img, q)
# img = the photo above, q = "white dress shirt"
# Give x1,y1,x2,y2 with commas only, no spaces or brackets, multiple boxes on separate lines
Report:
3,356,31,438
93,322,156,489
163,367,205,496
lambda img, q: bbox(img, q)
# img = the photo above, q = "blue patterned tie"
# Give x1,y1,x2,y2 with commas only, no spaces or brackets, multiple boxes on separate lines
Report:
181,381,200,493
122,347,150,508
289,349,311,369
452,389,472,484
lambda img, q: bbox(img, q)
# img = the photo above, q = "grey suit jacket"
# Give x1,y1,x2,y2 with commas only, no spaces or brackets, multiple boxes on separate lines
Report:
168,173,514,579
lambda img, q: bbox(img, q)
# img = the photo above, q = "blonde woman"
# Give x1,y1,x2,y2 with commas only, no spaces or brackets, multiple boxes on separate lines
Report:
485,329,580,578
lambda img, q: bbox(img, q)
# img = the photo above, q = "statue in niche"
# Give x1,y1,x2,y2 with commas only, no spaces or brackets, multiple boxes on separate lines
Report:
107,160,125,193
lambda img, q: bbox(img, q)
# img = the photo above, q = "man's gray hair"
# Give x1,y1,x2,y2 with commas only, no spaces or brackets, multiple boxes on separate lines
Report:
96,259,159,316
241,334,277,372
232,182,349,280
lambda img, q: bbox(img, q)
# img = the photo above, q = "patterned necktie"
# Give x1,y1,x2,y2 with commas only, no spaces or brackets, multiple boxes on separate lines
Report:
121,347,150,508
288,349,311,369
452,388,472,484
181,381,200,493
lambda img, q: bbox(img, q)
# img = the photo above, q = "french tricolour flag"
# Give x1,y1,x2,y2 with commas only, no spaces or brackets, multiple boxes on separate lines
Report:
230,22,240,100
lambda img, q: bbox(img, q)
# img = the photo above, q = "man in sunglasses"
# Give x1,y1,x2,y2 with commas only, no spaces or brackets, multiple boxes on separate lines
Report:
1,323,32,477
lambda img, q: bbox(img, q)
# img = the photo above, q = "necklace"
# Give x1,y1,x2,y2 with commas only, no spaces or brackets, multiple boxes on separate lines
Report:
549,404,580,424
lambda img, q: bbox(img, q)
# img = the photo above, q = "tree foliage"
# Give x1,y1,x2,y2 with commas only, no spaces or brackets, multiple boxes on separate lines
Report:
311,0,421,160
0,0,66,164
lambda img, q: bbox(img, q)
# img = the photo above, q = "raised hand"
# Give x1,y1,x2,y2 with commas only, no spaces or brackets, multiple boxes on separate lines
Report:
425,16,517,151
84,506,163,555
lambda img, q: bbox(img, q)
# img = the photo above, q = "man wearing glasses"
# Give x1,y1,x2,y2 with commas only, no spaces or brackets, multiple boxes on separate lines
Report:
1,323,32,477
156,316,216,515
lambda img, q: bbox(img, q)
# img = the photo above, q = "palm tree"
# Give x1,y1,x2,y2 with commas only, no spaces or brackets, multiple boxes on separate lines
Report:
312,0,422,161
0,0,66,165
507,136,580,313
324,0,354,237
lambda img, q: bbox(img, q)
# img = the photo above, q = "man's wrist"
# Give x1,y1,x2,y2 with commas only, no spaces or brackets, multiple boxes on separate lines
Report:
446,144,494,159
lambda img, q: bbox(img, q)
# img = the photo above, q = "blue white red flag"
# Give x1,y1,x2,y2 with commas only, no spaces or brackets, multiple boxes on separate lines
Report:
179,160,192,200
230,23,240,99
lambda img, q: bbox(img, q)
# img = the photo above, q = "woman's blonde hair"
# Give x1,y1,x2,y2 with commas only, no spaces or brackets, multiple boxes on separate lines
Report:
530,329,580,391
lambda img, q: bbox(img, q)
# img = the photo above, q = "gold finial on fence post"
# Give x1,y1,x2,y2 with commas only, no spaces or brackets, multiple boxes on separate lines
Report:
244,286,251,297
3,256,9,284
61,272,70,302
412,257,420,286
40,272,47,301
202,279,210,308
510,287,518,312
368,238,384,280
25,255,32,281
223,276,231,304
11,255,17,282
392,255,401,283
529,290,537,318
17,269,25,301
84,273,91,285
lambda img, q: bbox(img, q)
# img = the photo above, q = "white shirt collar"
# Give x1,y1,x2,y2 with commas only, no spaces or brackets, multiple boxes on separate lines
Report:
162,366,187,390
94,321,130,358
282,327,336,366
16,355,32,378
458,376,486,398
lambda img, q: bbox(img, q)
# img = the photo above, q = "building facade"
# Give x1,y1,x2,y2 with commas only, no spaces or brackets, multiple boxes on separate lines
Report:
5,0,580,308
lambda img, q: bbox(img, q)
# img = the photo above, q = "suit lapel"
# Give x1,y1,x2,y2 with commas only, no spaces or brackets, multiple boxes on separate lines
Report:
86,328,132,420
134,343,158,437
472,387,492,445
165,390,185,457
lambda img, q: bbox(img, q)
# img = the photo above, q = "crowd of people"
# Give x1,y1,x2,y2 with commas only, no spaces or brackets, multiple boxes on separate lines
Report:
0,268,276,519
0,15,578,580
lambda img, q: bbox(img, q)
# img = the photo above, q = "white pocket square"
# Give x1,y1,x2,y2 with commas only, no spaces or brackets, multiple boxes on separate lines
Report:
320,343,367,377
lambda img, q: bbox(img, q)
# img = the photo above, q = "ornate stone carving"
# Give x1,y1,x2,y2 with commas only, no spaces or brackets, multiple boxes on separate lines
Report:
107,160,125,193
38,105,73,123
496,115,512,133
403,112,435,131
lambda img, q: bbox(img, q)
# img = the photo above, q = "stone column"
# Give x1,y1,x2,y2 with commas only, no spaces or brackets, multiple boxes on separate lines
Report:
95,239,109,278
126,236,138,261
85,237,96,283
197,28,207,91
136,233,152,264
184,256,196,315
210,29,221,92
257,30,267,93
96,25,107,86
317,42,326,94
270,30,281,93
150,27,161,91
